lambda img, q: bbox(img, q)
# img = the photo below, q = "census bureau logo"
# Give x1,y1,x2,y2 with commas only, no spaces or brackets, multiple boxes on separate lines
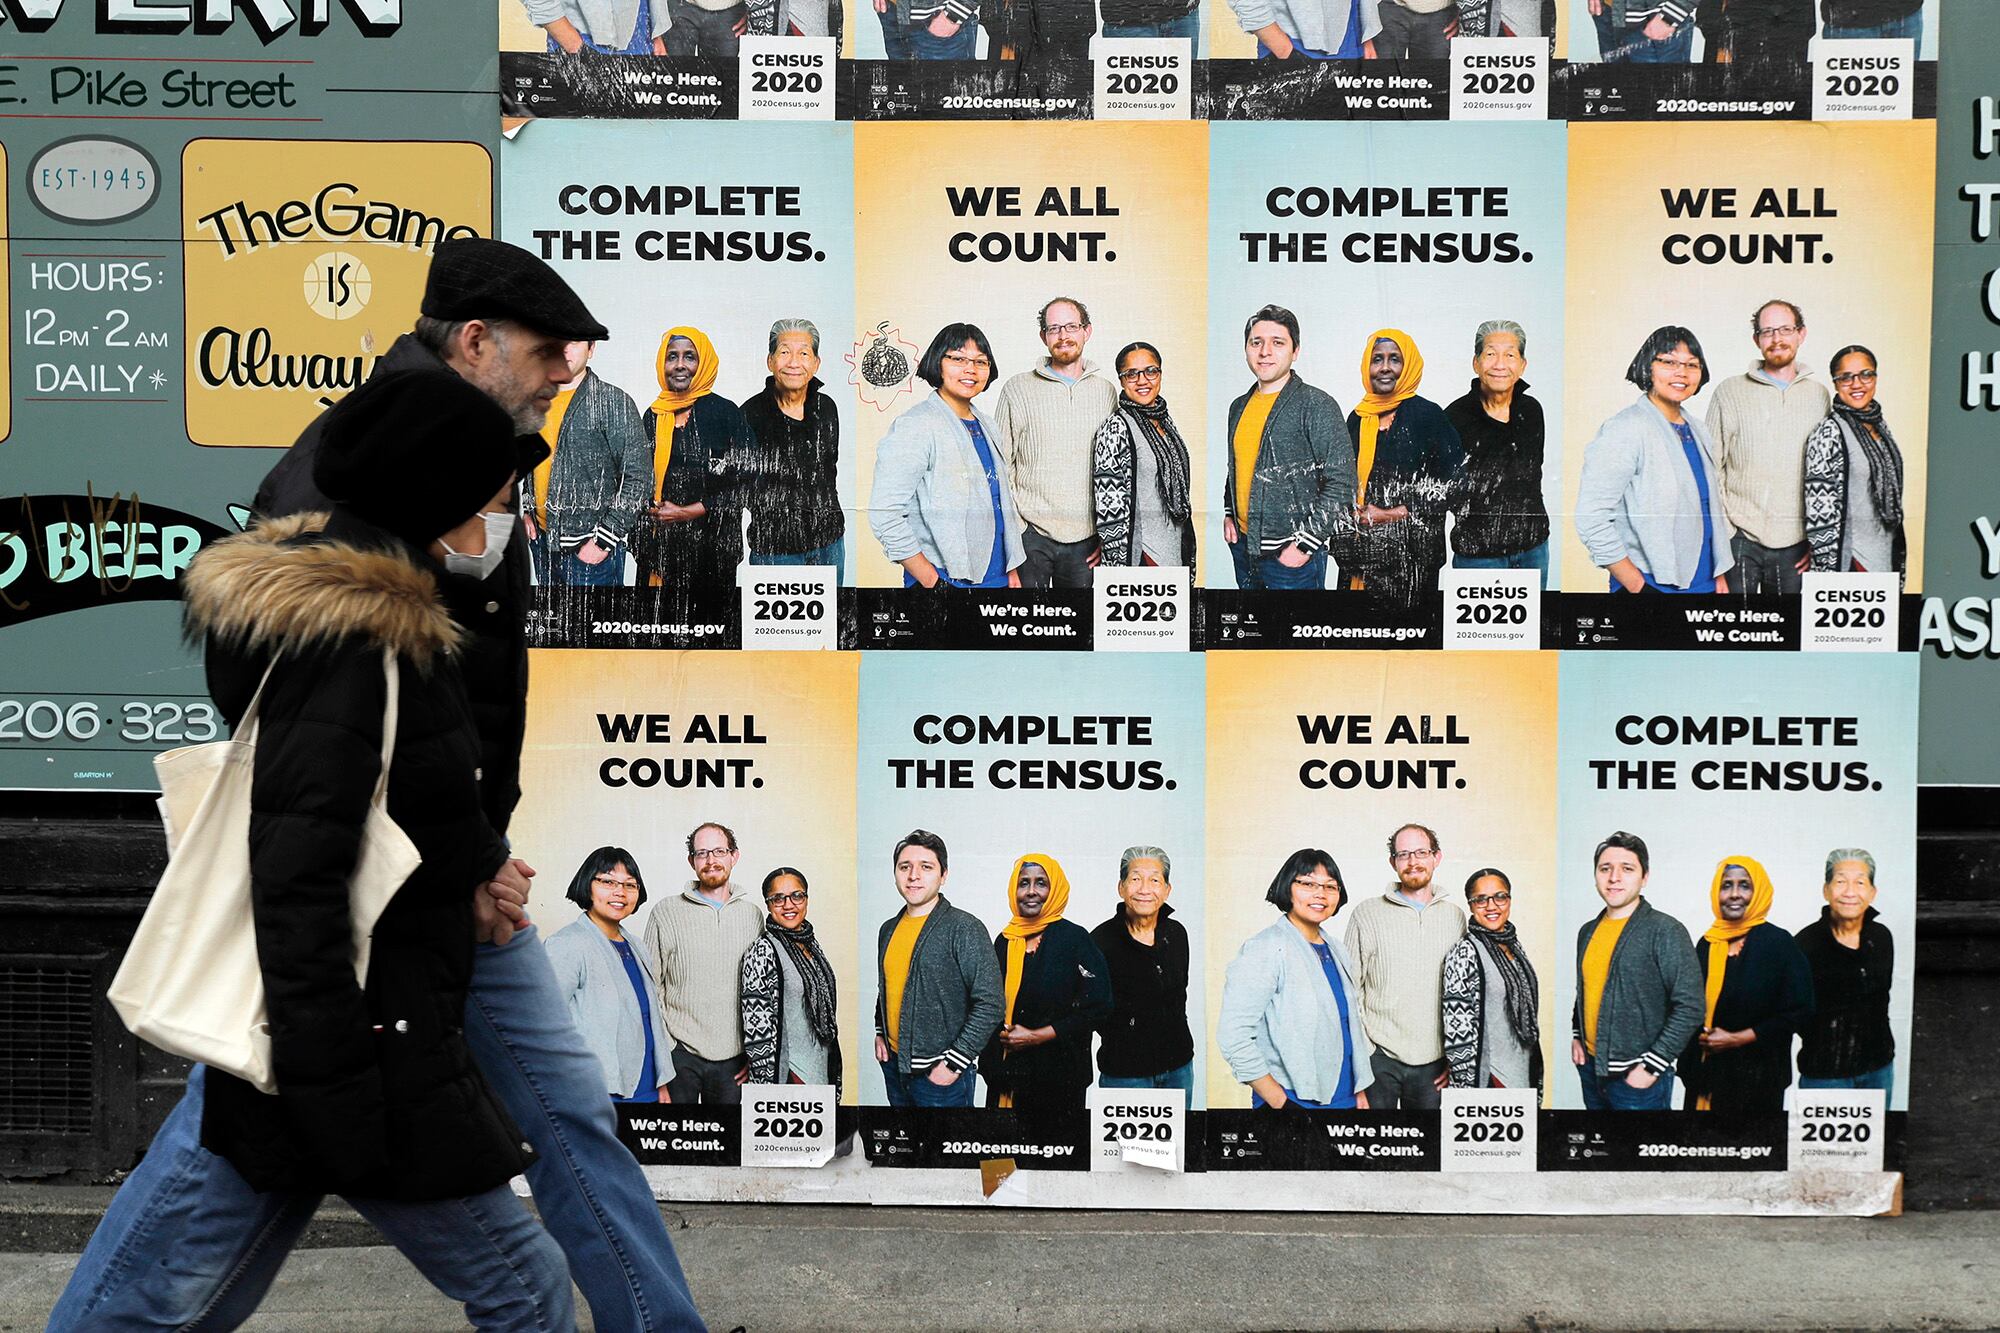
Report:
302,250,372,321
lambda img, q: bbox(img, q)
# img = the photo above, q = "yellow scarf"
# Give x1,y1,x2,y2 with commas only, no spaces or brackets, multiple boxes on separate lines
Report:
1350,328,1424,505
650,327,718,503
1694,855,1776,1110
533,384,577,527
996,854,1071,1110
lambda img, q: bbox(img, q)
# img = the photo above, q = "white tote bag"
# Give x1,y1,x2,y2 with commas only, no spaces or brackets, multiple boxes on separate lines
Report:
108,648,420,1094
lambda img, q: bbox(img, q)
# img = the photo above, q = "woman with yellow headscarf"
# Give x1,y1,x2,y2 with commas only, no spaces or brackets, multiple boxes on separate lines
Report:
1676,856,1816,1114
630,327,756,592
1342,329,1467,611
978,855,1113,1112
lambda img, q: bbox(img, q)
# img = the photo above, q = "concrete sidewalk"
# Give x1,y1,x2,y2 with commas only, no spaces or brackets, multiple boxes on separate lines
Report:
5,1190,1998,1331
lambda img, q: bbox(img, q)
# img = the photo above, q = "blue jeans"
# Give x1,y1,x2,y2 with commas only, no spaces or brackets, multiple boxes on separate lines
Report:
1822,13,1920,43
48,1067,574,1332
1100,1061,1195,1109
1800,1062,1895,1093
750,535,845,571
1576,1064,1676,1111
1592,7,1694,60
909,12,979,56
1454,539,1550,589
530,535,626,586
881,1059,976,1108
1228,538,1328,591
53,926,701,1333
1102,9,1199,56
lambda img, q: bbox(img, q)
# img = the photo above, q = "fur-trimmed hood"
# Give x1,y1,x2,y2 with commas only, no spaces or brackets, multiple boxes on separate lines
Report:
183,512,461,663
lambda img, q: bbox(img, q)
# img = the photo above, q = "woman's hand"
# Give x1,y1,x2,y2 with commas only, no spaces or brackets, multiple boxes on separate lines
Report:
999,1024,1054,1050
1250,1074,1287,1108
1275,542,1310,569
1006,569,1023,588
652,500,702,524
1607,558,1647,594
651,34,668,53
546,16,587,50
1715,573,1730,594
659,1085,673,1102
1699,1027,1757,1052
1355,1089,1370,1110
1356,503,1408,528
1254,22,1293,57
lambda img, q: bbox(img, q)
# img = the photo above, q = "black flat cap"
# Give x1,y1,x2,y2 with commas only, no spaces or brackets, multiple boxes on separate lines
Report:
315,369,538,548
421,237,609,342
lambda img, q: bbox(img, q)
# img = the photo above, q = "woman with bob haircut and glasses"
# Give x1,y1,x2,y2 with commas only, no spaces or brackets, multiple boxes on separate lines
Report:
1575,324,1735,594
867,322,1026,590
544,846,676,1104
1217,849,1374,1110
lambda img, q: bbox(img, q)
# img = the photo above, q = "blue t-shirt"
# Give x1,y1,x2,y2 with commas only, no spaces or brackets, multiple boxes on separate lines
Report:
1633,421,1717,594
610,938,660,1102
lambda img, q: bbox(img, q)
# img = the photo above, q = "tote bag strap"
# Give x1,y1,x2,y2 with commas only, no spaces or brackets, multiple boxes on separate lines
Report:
230,656,283,746
371,647,402,805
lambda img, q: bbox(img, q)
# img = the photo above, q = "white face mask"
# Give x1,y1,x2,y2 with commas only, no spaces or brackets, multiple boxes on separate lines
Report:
440,510,512,581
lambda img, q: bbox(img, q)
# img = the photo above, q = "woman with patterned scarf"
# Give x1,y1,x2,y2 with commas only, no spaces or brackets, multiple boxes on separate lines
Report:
633,326,756,592
979,855,1112,1113
1677,856,1815,1114
1442,868,1543,1092
1092,341,1196,570
1803,344,1907,581
739,867,844,1094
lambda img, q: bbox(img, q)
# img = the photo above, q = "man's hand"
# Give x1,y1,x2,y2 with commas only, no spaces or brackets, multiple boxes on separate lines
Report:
926,1063,962,1087
875,1035,890,1063
1572,1038,1588,1067
576,540,612,567
926,10,960,35
1624,1065,1660,1090
1223,514,1239,545
1641,13,1675,38
1275,542,1310,569
1586,0,1603,13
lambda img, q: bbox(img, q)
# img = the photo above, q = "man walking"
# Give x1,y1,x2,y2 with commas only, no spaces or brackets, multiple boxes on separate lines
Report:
993,297,1119,589
874,829,1005,1107
53,238,705,1333
641,821,767,1104
1343,823,1468,1109
1707,299,1830,597
1572,830,1704,1110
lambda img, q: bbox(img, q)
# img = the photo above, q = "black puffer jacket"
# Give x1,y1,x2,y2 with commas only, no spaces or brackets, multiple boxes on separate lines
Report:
254,334,533,839
184,509,534,1201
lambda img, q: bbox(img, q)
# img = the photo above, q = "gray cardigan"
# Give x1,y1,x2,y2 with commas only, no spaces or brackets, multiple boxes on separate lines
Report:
1570,897,1704,1081
1574,396,1737,590
519,0,671,42
539,368,653,551
868,393,1027,584
544,914,677,1099
1223,374,1357,558
1217,918,1376,1105
873,896,1004,1075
